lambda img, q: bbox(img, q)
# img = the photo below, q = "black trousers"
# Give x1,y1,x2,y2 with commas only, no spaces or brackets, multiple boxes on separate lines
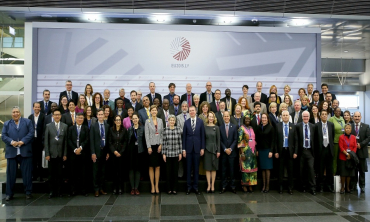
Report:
166,157,179,191
112,155,124,190
93,153,106,191
300,149,316,190
352,158,367,188
6,155,32,196
31,140,43,179
278,148,294,189
317,146,333,188
48,157,63,194
70,154,86,193
221,153,236,189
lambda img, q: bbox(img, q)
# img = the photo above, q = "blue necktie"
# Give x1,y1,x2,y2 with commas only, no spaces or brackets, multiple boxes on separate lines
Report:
175,107,178,115
208,94,210,102
45,102,48,114
284,124,288,147
100,124,105,147
305,124,309,147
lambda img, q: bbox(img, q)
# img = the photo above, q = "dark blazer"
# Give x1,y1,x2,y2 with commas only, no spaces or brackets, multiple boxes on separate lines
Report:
138,108,150,125
163,93,176,106
182,117,205,153
1,118,34,158
290,111,303,125
114,97,130,109
44,122,68,158
61,112,75,127
28,113,45,145
112,109,128,119
39,100,53,115
255,124,275,152
250,114,261,132
221,97,237,114
267,103,280,114
314,121,334,157
219,122,238,157
230,116,244,129
83,117,97,130
310,101,321,107
90,121,110,158
251,92,268,104
268,113,279,129
215,111,224,127
295,122,315,156
181,93,195,106
200,91,215,104
209,101,220,113
128,126,145,153
275,122,297,157
68,124,89,155
125,102,143,112
170,105,181,116
109,127,128,155
157,107,175,127
351,122,370,158
319,92,336,102
309,115,321,124
59,90,78,105
146,93,162,106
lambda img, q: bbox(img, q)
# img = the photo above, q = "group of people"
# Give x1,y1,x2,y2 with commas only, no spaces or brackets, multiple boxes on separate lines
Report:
2,80,369,201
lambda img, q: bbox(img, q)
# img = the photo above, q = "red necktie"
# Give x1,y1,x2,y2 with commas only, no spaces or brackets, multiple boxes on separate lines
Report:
257,115,260,124
216,101,219,111
187,94,191,107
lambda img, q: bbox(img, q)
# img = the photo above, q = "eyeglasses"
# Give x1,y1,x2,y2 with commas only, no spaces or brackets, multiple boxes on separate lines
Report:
115,119,121,122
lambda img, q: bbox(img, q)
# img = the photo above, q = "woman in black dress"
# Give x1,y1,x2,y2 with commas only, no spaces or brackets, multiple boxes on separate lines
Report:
109,115,128,195
127,113,145,195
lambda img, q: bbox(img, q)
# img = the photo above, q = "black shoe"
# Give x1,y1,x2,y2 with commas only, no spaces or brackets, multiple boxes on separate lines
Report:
26,194,33,199
119,189,122,195
195,190,200,195
340,190,344,194
48,193,54,199
112,189,117,195
231,188,236,194
319,187,324,193
211,190,215,193
346,190,352,194
279,186,283,194
263,190,269,193
206,189,210,193
361,188,365,193
302,189,306,193
219,188,226,194
288,189,293,195
82,192,88,197
5,195,13,201
186,190,191,195
327,186,334,193
310,190,316,195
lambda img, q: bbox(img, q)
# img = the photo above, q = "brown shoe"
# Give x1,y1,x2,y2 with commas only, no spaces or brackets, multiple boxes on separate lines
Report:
130,189,135,195
135,189,140,195
100,190,107,195
95,191,99,197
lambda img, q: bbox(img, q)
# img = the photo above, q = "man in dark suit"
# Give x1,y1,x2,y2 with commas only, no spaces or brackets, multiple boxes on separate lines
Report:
44,109,68,198
28,102,45,182
251,81,268,104
2,106,34,201
200,81,214,104
138,96,151,125
114,88,130,110
210,89,222,113
171,95,181,116
181,83,195,107
157,99,175,128
309,90,321,107
330,99,343,117
68,113,89,196
182,106,205,195
147,82,162,106
351,112,370,193
221,88,237,115
90,109,110,197
251,102,262,132
219,111,238,194
290,100,303,125
319,83,336,102
163,82,176,106
39,89,53,116
314,110,334,193
296,111,316,195
215,101,226,127
61,101,76,127
44,103,59,130
126,90,143,112
59,80,78,105
275,110,297,194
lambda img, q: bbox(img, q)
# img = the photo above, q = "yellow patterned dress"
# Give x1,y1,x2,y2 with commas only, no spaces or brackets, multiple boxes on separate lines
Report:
238,125,258,186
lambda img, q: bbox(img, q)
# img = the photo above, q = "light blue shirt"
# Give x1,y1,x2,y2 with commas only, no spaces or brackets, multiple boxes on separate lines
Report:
303,123,311,148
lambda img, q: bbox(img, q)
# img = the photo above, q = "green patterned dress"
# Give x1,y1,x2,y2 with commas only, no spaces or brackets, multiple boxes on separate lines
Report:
238,125,258,186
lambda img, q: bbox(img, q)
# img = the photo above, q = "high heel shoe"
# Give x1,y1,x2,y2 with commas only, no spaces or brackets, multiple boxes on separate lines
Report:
118,189,122,195
206,189,211,193
112,189,117,195
340,189,345,194
261,188,265,193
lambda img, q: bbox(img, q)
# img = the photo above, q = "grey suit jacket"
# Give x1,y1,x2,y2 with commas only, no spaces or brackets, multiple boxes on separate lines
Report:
250,102,267,114
176,113,190,130
145,118,164,147
44,122,68,158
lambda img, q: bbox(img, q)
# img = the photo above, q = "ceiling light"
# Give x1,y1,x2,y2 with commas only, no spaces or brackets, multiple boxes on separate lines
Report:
218,17,237,25
344,50,349,53
41,14,52,18
83,13,102,22
289,19,311,26
149,14,171,23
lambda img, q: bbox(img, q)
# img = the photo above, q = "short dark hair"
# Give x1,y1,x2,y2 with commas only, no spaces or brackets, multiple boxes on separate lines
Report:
174,94,180,100
320,110,328,115
97,108,104,114
326,92,332,96
269,92,276,97
313,90,320,96
215,89,221,94
33,102,41,107
168,83,176,88
52,109,61,115
254,102,261,108
130,90,137,95
67,100,76,107
242,85,249,90
76,112,84,117
321,83,328,88
43,89,50,95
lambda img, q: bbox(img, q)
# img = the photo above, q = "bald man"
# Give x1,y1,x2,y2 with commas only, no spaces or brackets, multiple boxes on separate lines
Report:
181,83,195,107
200,81,215,104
